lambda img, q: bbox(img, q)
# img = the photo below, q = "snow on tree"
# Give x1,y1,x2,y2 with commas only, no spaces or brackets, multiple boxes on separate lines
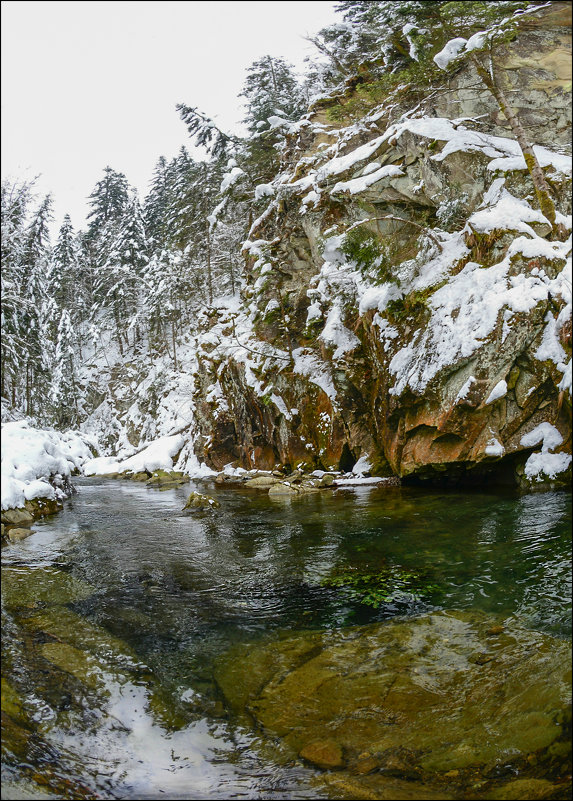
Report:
86,166,130,244
239,56,305,134
50,308,78,428
92,191,148,354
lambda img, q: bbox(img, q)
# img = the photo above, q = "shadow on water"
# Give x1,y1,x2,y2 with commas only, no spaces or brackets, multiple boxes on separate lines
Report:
2,477,571,799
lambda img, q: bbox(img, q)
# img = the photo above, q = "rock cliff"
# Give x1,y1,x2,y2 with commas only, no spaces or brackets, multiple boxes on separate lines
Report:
188,2,571,489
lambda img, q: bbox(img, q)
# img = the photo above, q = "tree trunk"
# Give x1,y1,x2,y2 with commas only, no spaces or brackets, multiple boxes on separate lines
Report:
206,229,213,305
112,302,124,356
172,320,178,371
229,249,236,295
470,54,557,230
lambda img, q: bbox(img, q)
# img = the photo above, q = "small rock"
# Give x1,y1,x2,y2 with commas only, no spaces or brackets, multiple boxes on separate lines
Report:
486,625,504,636
299,739,345,769
131,471,150,482
486,778,559,800
8,527,35,542
268,482,299,496
244,475,281,488
318,474,335,487
1,508,34,525
351,755,379,775
183,492,220,510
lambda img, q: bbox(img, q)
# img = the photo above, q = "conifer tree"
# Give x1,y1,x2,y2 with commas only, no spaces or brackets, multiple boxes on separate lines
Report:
86,166,130,242
18,194,53,415
1,180,34,405
144,156,174,255
92,192,148,353
48,215,81,310
240,56,305,134
50,308,78,428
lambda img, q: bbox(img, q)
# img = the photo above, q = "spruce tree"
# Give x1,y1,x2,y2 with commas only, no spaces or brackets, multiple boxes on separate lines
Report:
50,308,78,428
240,56,305,134
86,166,129,243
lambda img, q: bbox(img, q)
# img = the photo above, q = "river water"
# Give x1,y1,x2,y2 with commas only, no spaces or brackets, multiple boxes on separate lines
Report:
2,478,571,799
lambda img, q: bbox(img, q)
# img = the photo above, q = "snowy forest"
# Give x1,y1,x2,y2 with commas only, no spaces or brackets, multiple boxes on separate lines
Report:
2,15,322,427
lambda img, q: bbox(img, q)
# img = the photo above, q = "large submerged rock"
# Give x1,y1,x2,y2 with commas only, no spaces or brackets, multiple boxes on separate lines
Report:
215,611,572,798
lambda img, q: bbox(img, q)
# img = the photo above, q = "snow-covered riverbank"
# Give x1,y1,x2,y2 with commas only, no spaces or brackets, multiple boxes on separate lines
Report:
1,420,96,511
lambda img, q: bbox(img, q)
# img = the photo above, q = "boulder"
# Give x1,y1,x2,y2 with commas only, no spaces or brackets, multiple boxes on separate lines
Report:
7,527,35,543
215,610,571,789
244,475,282,488
1,508,34,526
268,482,300,496
182,491,220,510
300,739,345,769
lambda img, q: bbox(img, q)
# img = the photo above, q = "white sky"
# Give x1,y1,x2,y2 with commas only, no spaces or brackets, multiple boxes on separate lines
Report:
1,0,338,236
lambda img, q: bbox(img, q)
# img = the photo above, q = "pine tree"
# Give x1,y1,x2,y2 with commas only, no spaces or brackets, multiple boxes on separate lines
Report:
1,180,34,405
240,56,305,134
144,156,175,255
18,194,53,416
50,309,78,428
92,191,148,354
48,215,81,310
85,166,129,243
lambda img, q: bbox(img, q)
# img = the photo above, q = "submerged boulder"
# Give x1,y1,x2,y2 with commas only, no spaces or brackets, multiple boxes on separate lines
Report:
214,610,571,796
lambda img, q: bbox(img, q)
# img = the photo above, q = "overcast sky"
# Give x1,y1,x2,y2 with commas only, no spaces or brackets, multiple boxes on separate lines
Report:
1,0,338,236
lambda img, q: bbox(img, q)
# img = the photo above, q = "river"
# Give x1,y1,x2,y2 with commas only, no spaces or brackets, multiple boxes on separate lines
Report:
2,477,571,799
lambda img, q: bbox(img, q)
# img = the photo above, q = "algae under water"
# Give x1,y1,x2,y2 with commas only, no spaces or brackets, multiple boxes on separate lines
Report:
1,477,571,799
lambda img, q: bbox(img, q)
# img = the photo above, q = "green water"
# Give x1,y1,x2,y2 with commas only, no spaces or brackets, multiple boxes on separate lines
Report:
1,478,571,799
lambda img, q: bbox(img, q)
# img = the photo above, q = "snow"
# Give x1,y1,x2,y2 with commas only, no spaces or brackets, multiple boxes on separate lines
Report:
520,422,571,482
319,304,360,359
465,31,489,52
484,379,507,405
254,183,275,200
292,348,337,400
359,283,402,316
468,190,550,236
381,116,571,178
487,147,571,176
306,301,323,324
333,476,389,486
535,312,568,367
387,231,571,397
433,38,467,70
301,190,321,208
1,421,95,510
485,436,505,457
352,455,372,475
83,434,185,476
220,167,244,193
520,422,563,451
316,135,388,181
270,394,292,420
523,451,571,481
456,376,477,402
331,164,404,196
558,359,572,394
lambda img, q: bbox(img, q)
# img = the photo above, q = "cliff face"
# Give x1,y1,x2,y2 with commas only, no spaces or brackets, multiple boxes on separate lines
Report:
188,3,572,489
